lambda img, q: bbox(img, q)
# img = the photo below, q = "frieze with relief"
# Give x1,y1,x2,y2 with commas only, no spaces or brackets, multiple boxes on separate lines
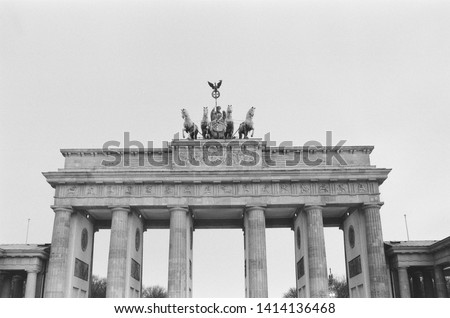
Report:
279,183,291,195
299,183,311,194
318,183,330,194
60,181,375,198
240,183,253,195
357,182,368,193
259,183,272,195
145,185,154,195
86,186,96,196
336,183,349,194
219,184,233,195
164,185,175,196
124,185,133,195
202,184,213,196
183,185,194,196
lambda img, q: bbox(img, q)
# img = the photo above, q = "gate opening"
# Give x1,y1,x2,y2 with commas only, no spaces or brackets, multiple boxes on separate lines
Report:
266,228,295,297
193,229,244,297
142,229,169,292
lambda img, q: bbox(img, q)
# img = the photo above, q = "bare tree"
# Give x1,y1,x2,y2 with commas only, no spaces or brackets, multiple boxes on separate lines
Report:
90,275,107,298
142,285,168,298
328,274,349,298
283,287,298,298
283,274,349,298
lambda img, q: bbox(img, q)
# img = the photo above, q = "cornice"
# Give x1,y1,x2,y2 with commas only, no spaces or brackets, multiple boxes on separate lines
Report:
429,236,450,253
385,245,434,256
60,145,375,157
0,249,50,260
43,168,391,187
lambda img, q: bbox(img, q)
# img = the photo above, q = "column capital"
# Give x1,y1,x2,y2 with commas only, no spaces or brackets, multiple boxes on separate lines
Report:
108,206,131,213
168,206,189,213
361,203,384,211
412,270,423,277
12,274,24,280
245,205,267,213
25,264,41,274
50,206,74,214
303,205,324,212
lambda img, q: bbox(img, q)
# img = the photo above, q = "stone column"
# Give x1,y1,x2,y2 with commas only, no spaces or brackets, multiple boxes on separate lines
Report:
304,205,328,298
168,206,191,298
411,270,423,298
0,274,12,298
397,267,411,298
362,204,390,297
423,269,434,298
106,206,130,298
88,228,98,298
24,270,38,298
434,265,448,298
11,275,24,298
244,205,268,298
44,206,73,298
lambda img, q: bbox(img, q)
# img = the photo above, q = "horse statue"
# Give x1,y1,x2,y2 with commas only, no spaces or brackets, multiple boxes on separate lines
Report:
238,107,255,139
209,106,227,139
201,106,211,139
181,108,199,140
225,105,234,139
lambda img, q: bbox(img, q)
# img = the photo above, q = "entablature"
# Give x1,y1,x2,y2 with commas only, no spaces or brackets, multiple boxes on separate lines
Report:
57,142,378,171
44,167,391,188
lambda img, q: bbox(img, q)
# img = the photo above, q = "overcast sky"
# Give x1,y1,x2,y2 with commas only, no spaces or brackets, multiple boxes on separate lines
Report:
1,0,450,297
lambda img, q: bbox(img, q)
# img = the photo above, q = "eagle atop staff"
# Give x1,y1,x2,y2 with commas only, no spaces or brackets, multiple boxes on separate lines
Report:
208,80,222,91
208,80,223,108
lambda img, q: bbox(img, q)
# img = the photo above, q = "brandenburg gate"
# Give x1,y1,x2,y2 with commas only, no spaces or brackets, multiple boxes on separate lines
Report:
42,138,391,298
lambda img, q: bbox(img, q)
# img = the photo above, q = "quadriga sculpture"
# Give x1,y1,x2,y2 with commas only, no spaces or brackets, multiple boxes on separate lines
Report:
181,108,199,140
238,107,255,139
